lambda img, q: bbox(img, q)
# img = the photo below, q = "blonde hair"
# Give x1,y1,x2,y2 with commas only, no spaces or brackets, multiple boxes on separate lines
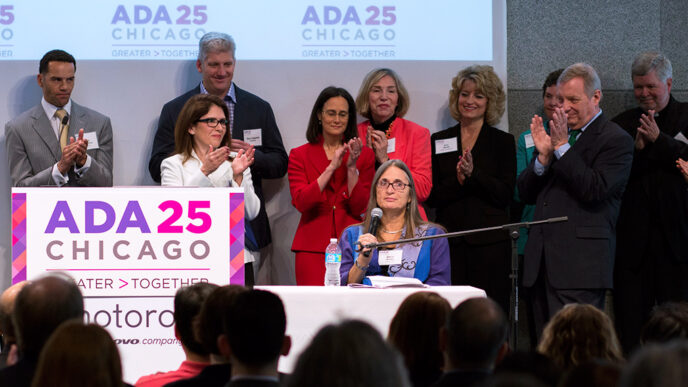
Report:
356,68,410,119
449,65,505,126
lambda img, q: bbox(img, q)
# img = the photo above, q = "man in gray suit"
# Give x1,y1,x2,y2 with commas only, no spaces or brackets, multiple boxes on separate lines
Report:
5,50,113,187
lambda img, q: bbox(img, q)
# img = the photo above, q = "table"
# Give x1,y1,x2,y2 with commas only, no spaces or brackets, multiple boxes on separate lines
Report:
257,285,486,372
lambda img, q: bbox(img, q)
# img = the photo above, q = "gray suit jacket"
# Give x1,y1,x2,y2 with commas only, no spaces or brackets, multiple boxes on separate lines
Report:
5,102,113,187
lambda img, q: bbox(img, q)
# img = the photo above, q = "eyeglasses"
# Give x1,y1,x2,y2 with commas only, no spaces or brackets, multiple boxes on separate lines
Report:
377,179,411,191
322,110,349,119
196,118,229,128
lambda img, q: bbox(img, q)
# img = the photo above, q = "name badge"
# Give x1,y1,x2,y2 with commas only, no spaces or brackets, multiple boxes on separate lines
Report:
524,133,534,148
83,131,99,150
378,249,403,266
435,138,458,154
243,129,262,147
387,138,396,154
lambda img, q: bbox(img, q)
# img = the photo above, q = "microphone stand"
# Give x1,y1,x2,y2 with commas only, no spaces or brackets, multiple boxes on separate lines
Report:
362,216,568,350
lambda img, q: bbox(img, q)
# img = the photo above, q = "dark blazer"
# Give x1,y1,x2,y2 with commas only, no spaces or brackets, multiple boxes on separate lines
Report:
5,102,113,187
613,96,688,266
517,112,634,289
163,363,231,387
226,378,281,387
427,123,516,244
0,355,37,387
430,369,491,387
149,84,288,249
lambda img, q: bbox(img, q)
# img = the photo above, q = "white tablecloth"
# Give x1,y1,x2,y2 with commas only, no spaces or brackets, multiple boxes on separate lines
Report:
257,285,486,372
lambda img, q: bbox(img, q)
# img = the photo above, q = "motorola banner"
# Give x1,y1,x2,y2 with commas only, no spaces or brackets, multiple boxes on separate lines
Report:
0,0,492,61
11,187,246,382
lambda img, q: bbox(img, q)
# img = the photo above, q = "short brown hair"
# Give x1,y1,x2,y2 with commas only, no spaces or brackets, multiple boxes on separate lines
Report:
449,65,505,126
356,68,410,119
173,94,231,164
542,69,564,98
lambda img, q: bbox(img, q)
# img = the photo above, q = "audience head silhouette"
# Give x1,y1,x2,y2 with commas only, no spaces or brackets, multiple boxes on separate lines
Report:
31,321,123,387
537,303,623,371
288,319,411,387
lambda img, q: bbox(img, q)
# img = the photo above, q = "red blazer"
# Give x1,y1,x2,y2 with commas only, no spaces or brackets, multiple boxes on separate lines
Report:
288,140,375,253
358,117,432,218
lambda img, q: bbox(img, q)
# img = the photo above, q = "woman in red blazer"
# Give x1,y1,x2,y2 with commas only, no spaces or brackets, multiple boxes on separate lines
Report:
288,87,375,285
355,68,432,219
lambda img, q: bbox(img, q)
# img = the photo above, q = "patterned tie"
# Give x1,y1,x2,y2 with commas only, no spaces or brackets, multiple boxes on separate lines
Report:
568,129,581,146
55,109,69,149
224,95,235,132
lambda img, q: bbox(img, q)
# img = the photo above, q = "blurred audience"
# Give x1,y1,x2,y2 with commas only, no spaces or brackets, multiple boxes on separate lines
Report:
31,321,128,387
537,303,623,371
164,285,248,387
288,319,411,387
619,341,688,387
0,274,84,387
218,289,290,387
0,281,27,368
558,359,621,387
136,282,218,387
639,301,688,346
433,297,509,387
482,372,548,387
388,292,451,387
493,351,561,387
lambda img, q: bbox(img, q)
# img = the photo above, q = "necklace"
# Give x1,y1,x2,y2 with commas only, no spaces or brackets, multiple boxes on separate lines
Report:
385,119,396,139
382,228,403,234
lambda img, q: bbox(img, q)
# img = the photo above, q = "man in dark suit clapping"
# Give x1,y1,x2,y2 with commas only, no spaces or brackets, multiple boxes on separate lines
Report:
612,52,688,354
517,63,634,337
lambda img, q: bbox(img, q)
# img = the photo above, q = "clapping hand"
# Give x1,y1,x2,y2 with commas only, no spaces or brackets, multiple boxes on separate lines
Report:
231,146,256,182
328,144,348,171
549,107,569,149
531,114,554,166
367,126,389,164
637,110,660,144
73,129,89,167
57,128,89,174
200,145,230,176
456,148,473,185
677,158,688,183
346,137,363,168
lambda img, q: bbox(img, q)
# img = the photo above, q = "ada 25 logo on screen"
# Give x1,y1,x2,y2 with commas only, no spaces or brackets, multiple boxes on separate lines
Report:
111,4,208,41
301,5,397,42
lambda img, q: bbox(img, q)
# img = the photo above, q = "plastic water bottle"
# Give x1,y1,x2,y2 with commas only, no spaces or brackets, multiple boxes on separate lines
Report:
324,238,341,286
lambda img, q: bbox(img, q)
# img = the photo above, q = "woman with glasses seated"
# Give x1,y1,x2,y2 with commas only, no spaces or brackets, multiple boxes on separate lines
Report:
339,159,450,285
288,86,375,285
160,94,260,222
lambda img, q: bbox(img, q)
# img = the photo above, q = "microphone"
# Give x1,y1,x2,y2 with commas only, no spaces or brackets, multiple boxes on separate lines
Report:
59,113,69,141
362,207,383,258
